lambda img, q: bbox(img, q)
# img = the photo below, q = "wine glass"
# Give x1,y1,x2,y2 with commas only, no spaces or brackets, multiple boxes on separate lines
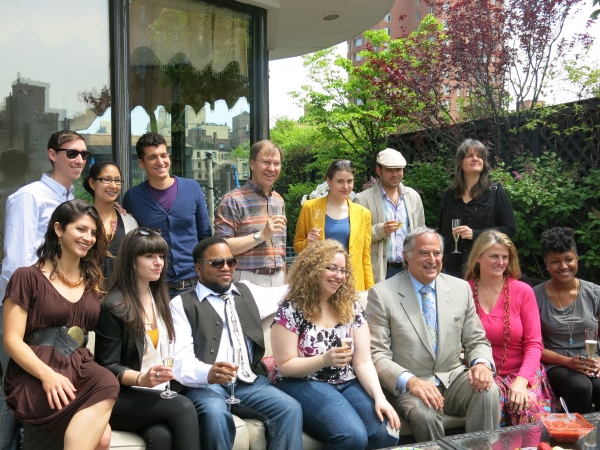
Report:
225,347,241,405
160,340,177,399
339,325,354,370
312,209,323,234
451,219,461,254
585,328,598,358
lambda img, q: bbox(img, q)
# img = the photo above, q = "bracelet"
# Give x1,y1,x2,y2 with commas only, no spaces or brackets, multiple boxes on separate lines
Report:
136,372,143,387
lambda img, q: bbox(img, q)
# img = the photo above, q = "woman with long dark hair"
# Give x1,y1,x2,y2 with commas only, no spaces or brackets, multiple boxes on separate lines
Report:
84,160,137,285
294,160,374,290
94,229,200,450
2,199,119,450
438,139,516,278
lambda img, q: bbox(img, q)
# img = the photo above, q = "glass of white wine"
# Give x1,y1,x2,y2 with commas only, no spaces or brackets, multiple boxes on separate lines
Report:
585,328,598,358
312,209,323,235
225,347,241,405
451,219,461,254
340,325,354,371
159,340,177,399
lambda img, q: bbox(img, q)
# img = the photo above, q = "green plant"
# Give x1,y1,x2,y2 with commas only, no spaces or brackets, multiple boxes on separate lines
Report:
282,182,318,246
402,159,453,227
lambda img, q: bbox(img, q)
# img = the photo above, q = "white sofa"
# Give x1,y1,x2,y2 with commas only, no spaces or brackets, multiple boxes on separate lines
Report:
100,290,465,448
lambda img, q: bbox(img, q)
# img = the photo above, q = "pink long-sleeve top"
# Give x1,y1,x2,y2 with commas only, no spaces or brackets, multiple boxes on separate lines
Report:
468,277,543,384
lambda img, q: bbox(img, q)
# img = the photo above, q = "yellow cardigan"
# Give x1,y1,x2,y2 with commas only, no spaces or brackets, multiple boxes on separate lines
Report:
293,196,374,290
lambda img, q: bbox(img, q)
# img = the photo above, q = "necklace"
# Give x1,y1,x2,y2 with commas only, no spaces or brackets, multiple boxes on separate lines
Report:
549,279,580,345
53,265,84,287
473,276,511,371
143,287,157,330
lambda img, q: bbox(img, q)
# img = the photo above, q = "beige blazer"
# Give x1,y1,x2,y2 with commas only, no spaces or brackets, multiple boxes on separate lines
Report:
366,270,493,395
354,181,425,283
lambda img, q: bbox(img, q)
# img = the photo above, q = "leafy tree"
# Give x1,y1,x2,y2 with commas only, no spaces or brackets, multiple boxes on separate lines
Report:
232,141,250,160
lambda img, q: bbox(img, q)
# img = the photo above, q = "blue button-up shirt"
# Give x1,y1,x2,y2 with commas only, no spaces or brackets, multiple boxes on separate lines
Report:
0,174,73,299
381,185,408,262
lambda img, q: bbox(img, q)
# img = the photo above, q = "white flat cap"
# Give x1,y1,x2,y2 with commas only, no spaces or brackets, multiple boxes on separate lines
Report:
376,148,406,168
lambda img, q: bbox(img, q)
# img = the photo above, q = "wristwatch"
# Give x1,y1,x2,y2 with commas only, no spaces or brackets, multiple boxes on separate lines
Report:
253,232,263,244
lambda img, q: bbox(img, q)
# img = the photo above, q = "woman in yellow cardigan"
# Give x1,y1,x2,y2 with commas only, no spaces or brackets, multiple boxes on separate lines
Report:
294,160,374,290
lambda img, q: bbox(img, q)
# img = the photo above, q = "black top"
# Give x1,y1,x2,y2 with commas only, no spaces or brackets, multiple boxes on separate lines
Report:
438,184,516,275
102,213,126,288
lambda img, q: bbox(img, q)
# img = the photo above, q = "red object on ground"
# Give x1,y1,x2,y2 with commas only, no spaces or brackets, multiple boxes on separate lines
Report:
538,442,552,450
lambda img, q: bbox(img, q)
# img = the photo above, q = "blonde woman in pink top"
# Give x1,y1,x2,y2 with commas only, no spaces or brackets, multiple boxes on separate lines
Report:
465,230,557,427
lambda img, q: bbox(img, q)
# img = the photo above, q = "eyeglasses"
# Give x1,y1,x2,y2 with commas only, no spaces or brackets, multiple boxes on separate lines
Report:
333,160,353,169
254,159,281,169
325,266,350,277
135,227,162,236
198,258,238,270
53,148,92,160
94,177,125,185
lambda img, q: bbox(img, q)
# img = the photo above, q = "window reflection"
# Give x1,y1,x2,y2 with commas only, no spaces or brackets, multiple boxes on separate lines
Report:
129,0,251,194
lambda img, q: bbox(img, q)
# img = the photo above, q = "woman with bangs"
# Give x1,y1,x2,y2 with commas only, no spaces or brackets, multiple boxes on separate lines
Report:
438,139,516,278
271,239,399,449
94,228,200,450
294,160,374,290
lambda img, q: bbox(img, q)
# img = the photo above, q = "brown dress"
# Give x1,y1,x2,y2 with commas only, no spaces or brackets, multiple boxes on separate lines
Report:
2,266,119,436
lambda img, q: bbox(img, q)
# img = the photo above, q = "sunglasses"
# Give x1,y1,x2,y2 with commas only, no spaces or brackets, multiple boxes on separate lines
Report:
198,258,238,270
54,148,92,160
135,227,162,236
333,159,353,168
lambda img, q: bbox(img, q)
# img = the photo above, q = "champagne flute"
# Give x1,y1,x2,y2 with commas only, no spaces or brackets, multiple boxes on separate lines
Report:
160,340,177,399
225,347,241,405
339,325,354,371
585,328,598,358
312,209,323,234
451,219,461,254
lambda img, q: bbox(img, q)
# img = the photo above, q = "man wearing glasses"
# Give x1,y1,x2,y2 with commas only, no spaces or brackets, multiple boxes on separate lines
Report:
0,130,89,300
170,236,302,450
214,140,287,287
0,130,89,450
123,132,212,298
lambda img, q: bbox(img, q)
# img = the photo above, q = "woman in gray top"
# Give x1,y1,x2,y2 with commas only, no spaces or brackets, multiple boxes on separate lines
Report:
533,227,600,413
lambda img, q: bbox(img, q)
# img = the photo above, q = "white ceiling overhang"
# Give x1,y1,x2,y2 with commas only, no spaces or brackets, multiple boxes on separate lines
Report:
237,0,395,60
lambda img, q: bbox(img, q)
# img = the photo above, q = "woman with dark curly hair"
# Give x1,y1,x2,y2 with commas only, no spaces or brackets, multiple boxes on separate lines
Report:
465,230,556,427
533,227,600,413
438,139,516,278
2,199,119,449
271,239,399,449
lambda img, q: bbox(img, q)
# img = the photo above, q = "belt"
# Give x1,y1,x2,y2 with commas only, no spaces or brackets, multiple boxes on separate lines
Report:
167,277,197,291
24,326,88,358
244,267,282,275
387,261,403,269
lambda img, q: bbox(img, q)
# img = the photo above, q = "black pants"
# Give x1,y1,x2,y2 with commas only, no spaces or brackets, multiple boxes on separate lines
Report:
110,388,200,450
547,366,600,414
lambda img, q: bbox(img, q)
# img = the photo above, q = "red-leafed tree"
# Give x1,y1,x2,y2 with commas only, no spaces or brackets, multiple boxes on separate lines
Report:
364,0,594,159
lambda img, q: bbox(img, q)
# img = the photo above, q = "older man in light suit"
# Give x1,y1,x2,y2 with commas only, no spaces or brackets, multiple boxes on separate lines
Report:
366,227,499,442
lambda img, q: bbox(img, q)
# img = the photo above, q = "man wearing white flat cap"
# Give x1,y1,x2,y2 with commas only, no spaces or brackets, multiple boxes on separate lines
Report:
355,148,425,282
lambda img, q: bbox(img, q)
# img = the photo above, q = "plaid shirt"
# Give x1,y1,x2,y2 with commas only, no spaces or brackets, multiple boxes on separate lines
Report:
214,180,285,270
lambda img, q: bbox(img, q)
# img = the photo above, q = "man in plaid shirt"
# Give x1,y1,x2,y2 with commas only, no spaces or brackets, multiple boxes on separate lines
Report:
214,140,286,287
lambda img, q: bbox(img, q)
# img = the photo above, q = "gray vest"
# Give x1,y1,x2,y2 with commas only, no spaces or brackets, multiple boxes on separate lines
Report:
179,283,267,376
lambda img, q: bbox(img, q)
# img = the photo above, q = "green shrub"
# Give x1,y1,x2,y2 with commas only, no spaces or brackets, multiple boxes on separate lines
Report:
283,182,318,246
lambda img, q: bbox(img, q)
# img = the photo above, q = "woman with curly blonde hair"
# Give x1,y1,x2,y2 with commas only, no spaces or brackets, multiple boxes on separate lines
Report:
271,239,400,450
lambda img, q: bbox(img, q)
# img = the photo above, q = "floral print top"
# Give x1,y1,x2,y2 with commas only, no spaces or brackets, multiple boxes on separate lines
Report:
272,300,367,384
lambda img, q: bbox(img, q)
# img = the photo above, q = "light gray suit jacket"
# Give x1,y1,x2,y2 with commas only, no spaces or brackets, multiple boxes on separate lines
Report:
354,181,425,283
366,270,493,396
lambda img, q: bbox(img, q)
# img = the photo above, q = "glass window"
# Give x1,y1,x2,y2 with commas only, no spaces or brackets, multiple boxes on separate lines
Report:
416,0,420,5
384,27,391,37
354,36,363,47
429,6,434,14
129,0,251,188
416,11,421,21
0,0,110,256
384,12,391,22
355,53,363,62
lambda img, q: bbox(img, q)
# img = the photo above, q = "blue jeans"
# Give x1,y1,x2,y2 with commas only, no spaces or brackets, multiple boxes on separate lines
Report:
386,266,404,279
182,374,303,450
277,377,399,450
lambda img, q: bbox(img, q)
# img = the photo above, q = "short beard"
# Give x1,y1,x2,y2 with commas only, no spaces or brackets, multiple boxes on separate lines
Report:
201,278,232,294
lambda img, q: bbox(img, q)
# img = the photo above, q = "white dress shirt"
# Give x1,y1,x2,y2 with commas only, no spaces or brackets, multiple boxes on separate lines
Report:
1,174,73,300
170,280,288,388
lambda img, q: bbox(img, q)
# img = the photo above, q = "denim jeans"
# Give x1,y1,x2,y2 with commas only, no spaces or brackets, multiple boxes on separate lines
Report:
385,266,404,280
182,374,303,450
277,377,399,450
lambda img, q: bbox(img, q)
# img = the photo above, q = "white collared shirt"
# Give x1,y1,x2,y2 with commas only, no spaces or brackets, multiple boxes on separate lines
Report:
170,280,288,388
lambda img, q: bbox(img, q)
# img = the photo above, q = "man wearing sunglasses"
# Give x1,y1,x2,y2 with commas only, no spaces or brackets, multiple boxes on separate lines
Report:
123,132,212,298
0,130,88,449
1,130,88,300
214,140,286,287
170,236,302,450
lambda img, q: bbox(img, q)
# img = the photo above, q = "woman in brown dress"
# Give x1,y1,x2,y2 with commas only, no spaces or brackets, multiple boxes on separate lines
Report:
2,199,119,450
